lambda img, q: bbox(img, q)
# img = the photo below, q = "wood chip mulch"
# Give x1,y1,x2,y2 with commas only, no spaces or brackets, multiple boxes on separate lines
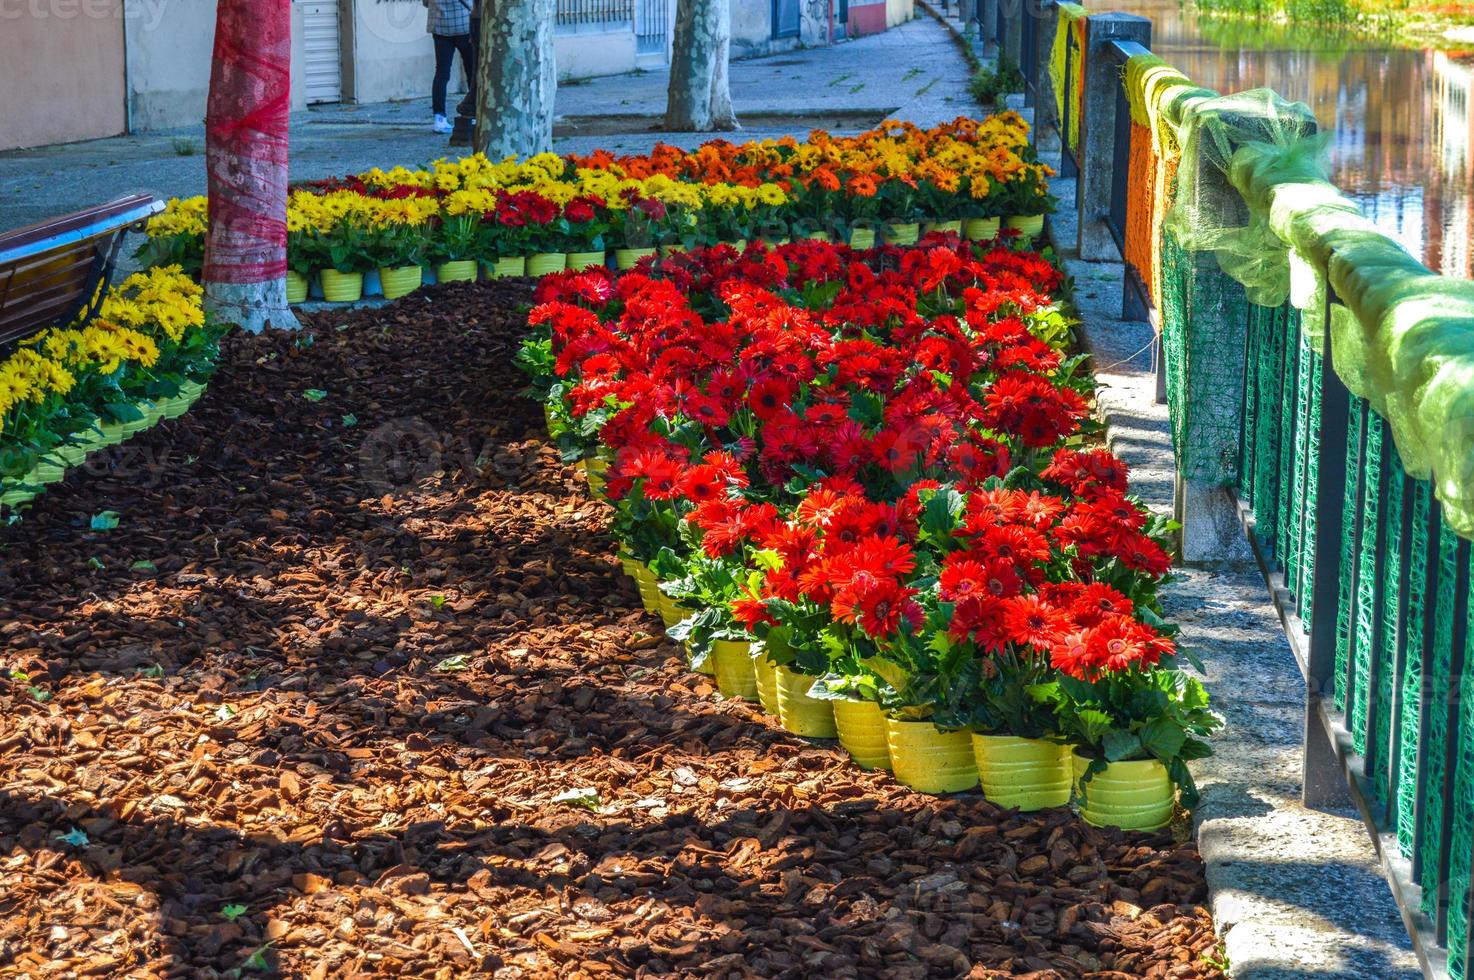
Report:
0,280,1225,979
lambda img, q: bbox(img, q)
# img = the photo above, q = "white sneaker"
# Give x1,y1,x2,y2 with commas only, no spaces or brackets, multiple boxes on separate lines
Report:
433,114,453,134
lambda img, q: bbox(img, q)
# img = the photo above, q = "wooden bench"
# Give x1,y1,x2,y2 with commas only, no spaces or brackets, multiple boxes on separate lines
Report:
0,195,164,349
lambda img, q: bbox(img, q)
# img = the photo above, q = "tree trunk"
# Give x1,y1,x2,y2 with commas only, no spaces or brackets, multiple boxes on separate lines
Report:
665,0,738,132
202,0,299,333
475,0,557,158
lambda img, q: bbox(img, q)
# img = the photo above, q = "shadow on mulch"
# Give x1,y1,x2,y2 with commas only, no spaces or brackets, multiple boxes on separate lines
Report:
0,281,1225,978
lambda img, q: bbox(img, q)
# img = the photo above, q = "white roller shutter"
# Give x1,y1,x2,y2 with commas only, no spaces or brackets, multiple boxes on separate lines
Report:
299,1,343,104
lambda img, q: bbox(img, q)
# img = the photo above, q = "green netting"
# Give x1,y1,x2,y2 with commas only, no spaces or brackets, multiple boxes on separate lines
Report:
1244,306,1267,504
1418,522,1459,908
1126,55,1474,539
1333,399,1361,712
1446,585,1474,980
1351,413,1384,755
1164,89,1324,309
1276,315,1300,577
1380,445,1407,815
1396,480,1432,859
1286,322,1312,603
1302,347,1321,628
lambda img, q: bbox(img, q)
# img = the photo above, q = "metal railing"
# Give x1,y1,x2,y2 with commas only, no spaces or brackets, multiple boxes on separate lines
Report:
555,0,634,29
635,0,669,55
994,1,1474,976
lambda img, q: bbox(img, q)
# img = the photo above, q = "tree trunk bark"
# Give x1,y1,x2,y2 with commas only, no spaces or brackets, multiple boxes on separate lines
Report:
474,0,557,158
665,0,739,132
202,0,299,333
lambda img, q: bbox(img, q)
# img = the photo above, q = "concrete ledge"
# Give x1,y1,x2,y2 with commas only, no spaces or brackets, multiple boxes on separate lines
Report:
1042,163,1421,979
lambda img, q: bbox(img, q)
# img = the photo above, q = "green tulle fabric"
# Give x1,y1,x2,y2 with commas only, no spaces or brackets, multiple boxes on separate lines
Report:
1124,52,1474,538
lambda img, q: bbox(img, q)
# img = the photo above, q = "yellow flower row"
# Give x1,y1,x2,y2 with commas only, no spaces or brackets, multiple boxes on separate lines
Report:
0,266,204,433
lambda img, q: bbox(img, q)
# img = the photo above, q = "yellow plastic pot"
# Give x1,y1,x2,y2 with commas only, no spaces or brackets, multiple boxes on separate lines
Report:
922,219,963,236
543,402,557,437
1072,751,1176,830
963,216,1001,241
320,269,363,303
848,227,876,249
886,719,978,793
682,641,716,676
775,665,837,738
436,259,478,283
711,639,759,701
1005,214,1046,240
527,252,568,276
615,247,657,270
833,698,891,771
485,256,527,278
884,222,920,246
972,734,1071,811
285,270,309,303
658,593,692,630
633,563,661,613
753,654,780,714
379,265,423,299
725,238,748,251
804,231,831,242
566,250,606,271
759,237,790,247
618,552,641,581
582,456,609,497
660,243,689,257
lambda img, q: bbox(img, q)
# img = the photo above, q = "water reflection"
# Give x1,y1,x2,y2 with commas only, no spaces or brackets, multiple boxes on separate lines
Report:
1103,0,1473,278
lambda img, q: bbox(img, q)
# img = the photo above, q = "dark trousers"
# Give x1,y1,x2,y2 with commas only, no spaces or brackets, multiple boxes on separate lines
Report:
456,17,481,119
431,32,474,116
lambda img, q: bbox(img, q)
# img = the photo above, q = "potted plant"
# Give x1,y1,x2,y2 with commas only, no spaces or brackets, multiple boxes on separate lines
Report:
431,212,481,283
999,163,1057,242
562,195,610,270
1040,647,1221,830
368,219,428,300
664,552,765,701
610,194,665,269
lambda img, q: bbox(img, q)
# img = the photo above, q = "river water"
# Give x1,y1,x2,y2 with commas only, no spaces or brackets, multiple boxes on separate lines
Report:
1100,0,1474,278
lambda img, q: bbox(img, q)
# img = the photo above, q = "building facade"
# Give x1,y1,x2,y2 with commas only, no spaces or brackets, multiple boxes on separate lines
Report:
0,0,913,152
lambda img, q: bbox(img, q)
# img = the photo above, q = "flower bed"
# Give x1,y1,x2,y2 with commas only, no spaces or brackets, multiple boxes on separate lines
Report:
0,266,225,514
138,115,1057,302
520,237,1221,829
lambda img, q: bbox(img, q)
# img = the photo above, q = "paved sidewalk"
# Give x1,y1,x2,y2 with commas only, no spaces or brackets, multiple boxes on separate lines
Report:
0,14,972,236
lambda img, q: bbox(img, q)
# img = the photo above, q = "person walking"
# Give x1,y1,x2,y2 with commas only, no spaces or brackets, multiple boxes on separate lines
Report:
425,0,475,134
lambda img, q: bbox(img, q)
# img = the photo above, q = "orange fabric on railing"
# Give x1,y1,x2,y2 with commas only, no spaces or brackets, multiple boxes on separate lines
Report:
1124,120,1156,306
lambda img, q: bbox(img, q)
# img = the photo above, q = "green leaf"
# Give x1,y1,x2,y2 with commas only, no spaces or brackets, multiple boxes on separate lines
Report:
341,413,358,427
434,654,469,673
220,904,248,922
89,511,120,531
302,389,328,403
1102,730,1143,762
130,560,157,573
1139,717,1187,762
55,828,89,847
29,686,51,703
430,594,447,610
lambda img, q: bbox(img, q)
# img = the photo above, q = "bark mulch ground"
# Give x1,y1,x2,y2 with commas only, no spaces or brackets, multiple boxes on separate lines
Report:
0,281,1225,979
